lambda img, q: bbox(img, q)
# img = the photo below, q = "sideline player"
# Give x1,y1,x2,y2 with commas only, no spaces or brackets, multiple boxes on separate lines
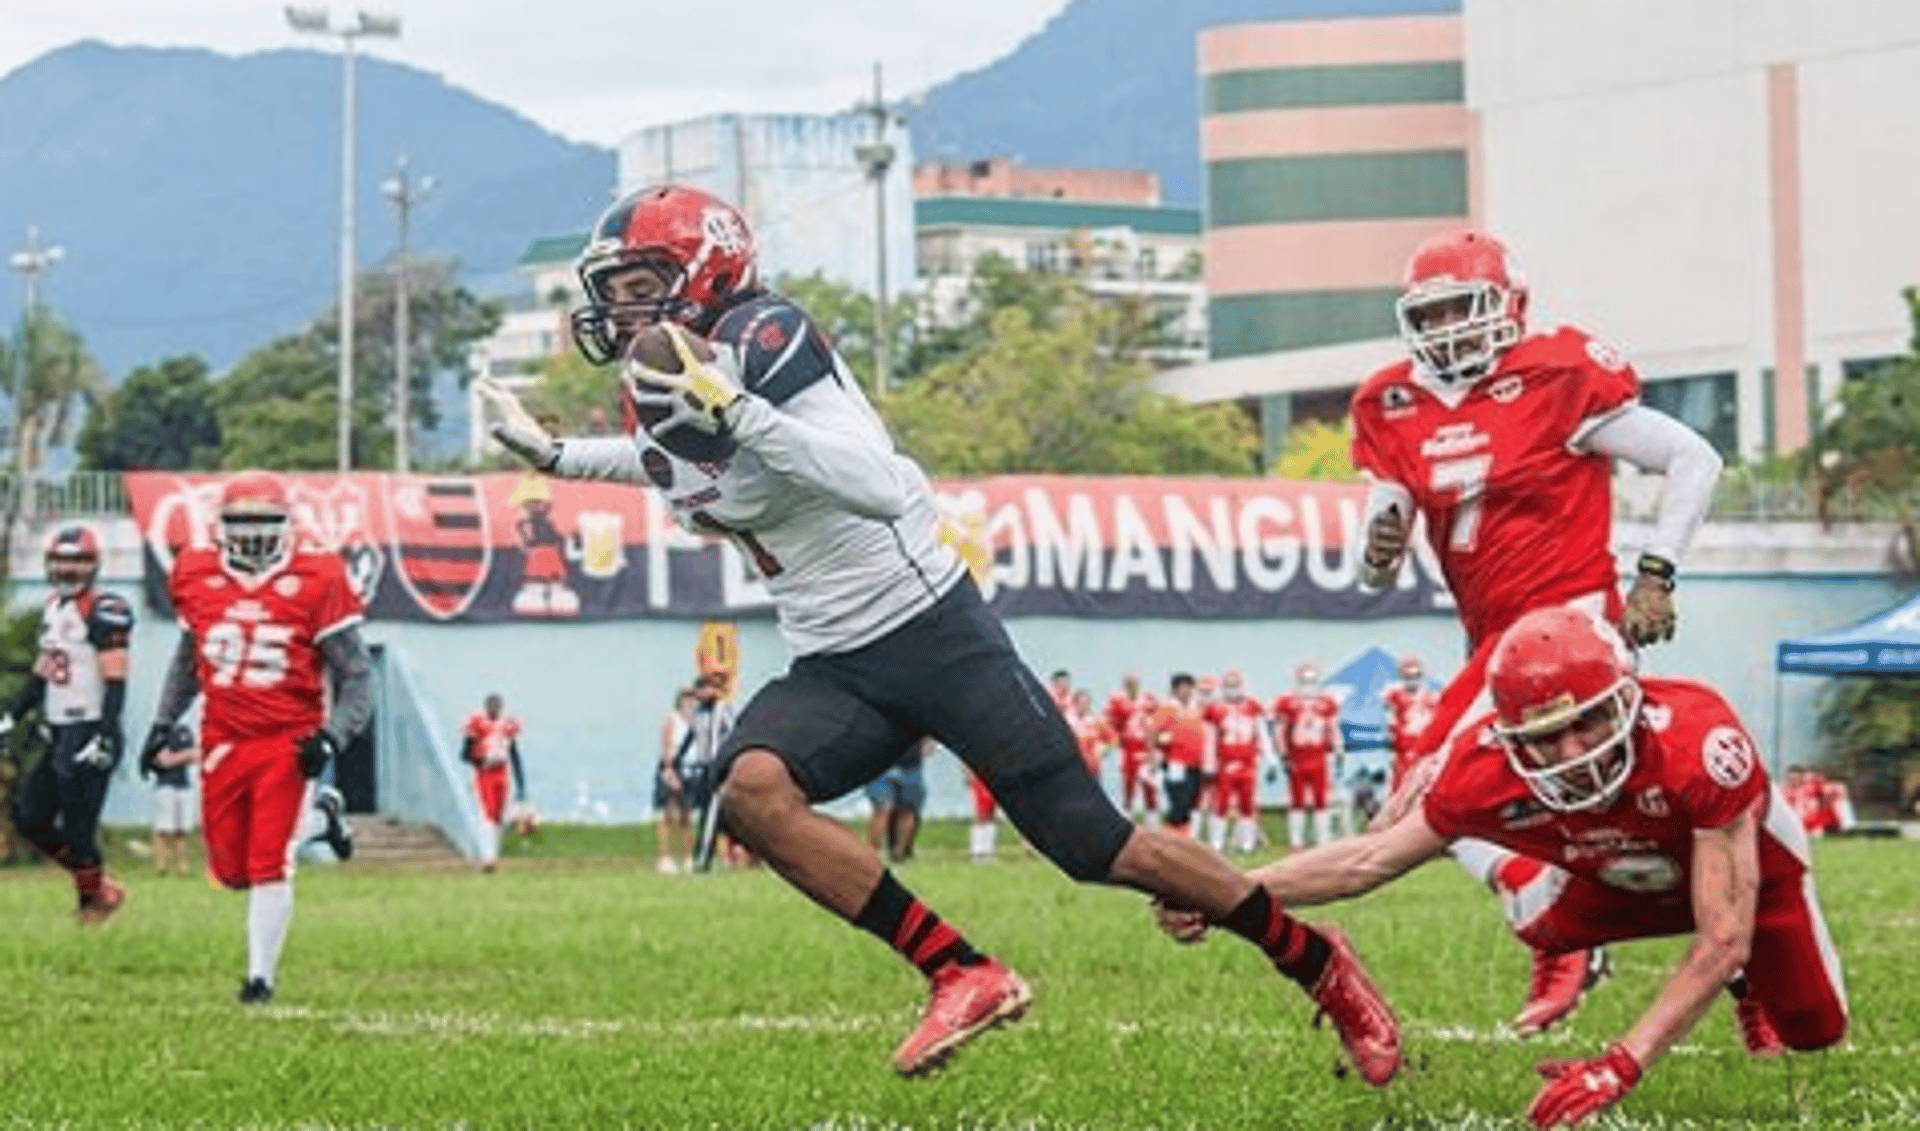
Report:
462,692,527,872
1271,664,1343,849
1105,672,1159,827
7,525,134,923
1203,669,1268,854
479,183,1402,1084
1380,656,1439,793
143,471,373,1004
1147,673,1210,838
1352,229,1724,1034
1160,608,1845,1128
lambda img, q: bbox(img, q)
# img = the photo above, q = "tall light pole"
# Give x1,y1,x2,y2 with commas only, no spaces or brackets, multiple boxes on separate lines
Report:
8,226,66,478
286,6,401,472
382,153,433,475
854,63,896,400
9,226,65,314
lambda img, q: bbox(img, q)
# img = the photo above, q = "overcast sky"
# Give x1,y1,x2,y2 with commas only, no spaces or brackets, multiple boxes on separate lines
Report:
2,0,1074,145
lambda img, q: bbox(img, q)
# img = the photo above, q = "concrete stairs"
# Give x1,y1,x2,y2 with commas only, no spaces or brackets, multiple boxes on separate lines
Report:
346,816,467,867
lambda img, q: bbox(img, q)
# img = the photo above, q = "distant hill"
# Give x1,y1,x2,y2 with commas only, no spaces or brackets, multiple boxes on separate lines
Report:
914,0,1459,205
0,41,613,387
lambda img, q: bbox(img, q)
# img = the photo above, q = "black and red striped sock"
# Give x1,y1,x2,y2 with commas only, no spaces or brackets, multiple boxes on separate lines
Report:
1217,886,1331,988
853,870,986,977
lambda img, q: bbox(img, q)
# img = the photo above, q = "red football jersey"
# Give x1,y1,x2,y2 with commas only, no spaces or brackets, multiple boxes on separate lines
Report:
1350,326,1638,649
169,547,365,748
1381,683,1441,756
1205,697,1266,767
1106,690,1156,755
1149,701,1209,769
465,712,522,767
1423,678,1807,904
1072,713,1114,773
1272,693,1341,762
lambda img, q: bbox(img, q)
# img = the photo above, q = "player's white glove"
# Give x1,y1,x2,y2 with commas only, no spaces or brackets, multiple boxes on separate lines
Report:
627,325,745,435
476,378,560,470
74,736,113,771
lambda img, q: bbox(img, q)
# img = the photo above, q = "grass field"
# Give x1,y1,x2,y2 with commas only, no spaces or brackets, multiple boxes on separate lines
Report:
0,822,1914,1130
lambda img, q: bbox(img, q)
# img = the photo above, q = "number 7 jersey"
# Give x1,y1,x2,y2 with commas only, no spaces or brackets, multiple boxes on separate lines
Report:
168,546,365,747
1350,326,1638,650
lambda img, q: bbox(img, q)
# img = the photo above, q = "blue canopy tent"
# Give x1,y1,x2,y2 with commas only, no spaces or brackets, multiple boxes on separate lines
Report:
1324,645,1443,752
1772,591,1920,775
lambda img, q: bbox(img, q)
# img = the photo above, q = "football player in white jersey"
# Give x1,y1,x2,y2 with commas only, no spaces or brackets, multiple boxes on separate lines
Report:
6,526,134,923
479,183,1403,1086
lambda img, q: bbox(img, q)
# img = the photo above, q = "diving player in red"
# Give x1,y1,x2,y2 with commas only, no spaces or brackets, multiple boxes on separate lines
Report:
142,471,374,1004
1352,230,1725,1035
6,525,135,924
1105,672,1159,827
1160,608,1845,1128
1380,656,1440,791
1203,669,1268,854
1271,664,1343,850
462,693,527,872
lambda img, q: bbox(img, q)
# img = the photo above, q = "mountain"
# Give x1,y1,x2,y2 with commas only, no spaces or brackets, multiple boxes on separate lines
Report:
0,41,613,385
913,0,1459,205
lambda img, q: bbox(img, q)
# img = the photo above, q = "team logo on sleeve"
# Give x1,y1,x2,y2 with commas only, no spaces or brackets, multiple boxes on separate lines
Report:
1585,338,1626,371
1382,385,1415,419
1488,375,1524,403
1701,725,1756,789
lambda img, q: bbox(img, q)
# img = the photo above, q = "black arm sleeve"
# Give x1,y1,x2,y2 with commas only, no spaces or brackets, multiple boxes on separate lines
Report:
460,734,479,766
150,632,202,727
7,673,46,722
101,679,126,728
317,626,375,745
508,741,527,799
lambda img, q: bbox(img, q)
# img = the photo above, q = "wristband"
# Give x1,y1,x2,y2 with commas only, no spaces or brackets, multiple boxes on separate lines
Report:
1636,554,1676,590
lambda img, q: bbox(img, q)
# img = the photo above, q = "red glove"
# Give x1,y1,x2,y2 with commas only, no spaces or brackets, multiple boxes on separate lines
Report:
1527,1043,1642,1128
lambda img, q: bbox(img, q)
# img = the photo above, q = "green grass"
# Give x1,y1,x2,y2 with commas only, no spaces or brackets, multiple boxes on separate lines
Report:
0,826,1914,1130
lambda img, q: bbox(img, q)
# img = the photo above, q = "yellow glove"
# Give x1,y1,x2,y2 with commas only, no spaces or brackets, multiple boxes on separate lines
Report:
626,325,744,435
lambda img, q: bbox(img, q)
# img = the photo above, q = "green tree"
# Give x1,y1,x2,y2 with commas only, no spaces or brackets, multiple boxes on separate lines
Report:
774,271,920,397
881,297,1256,476
1273,417,1358,481
76,355,222,470
1,307,107,477
215,263,500,470
0,606,50,863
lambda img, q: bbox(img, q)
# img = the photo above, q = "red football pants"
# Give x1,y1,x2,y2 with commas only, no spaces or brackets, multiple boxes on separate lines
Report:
1120,745,1157,811
1514,871,1848,1051
968,775,997,823
1286,757,1329,811
475,764,510,824
1212,761,1258,818
200,734,308,889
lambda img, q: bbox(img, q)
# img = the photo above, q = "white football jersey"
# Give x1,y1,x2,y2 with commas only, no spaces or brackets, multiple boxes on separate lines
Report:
37,590,133,723
557,326,963,656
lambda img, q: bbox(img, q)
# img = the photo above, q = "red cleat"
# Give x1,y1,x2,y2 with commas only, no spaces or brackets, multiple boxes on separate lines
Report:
1735,996,1786,1058
891,957,1032,1078
1513,946,1609,1036
76,877,128,927
1307,926,1403,1088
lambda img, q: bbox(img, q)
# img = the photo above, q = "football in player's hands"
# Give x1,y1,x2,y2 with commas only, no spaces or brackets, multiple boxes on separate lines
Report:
623,324,740,464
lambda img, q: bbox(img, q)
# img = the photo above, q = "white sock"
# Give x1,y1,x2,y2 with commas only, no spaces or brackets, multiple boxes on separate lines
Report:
481,821,501,864
1207,816,1227,853
1449,837,1512,888
971,822,996,858
1233,816,1258,854
247,881,295,985
1286,810,1304,848
1314,809,1332,845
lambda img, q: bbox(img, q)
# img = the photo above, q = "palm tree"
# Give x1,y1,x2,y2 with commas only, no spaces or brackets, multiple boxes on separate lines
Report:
0,306,109,580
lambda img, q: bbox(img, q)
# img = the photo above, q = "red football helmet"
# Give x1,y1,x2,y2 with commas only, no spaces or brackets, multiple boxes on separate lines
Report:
1398,656,1424,684
1488,606,1641,811
1396,230,1528,383
218,471,292,574
1295,663,1322,690
570,184,759,364
45,524,102,597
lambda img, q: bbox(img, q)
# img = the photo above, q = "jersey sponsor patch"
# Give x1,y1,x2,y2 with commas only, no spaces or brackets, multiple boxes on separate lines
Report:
1701,725,1756,789
1487,375,1524,403
1597,853,1682,893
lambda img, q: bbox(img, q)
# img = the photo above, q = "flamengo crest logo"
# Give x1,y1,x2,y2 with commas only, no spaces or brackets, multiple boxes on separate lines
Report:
385,478,492,620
